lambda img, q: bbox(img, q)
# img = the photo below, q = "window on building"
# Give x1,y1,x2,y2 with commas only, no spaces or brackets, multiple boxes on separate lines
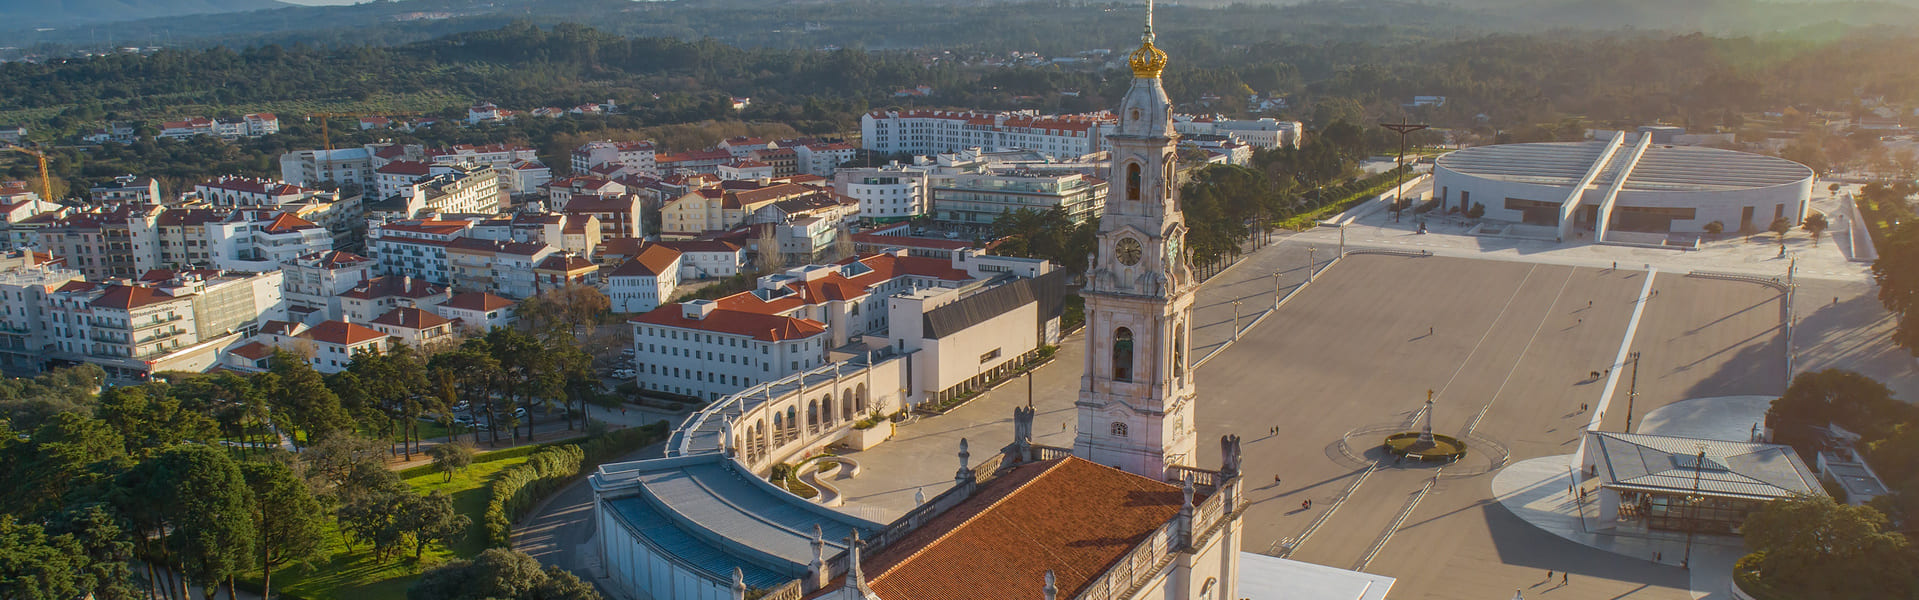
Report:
1111,422,1128,437
1126,163,1141,201
1113,327,1134,382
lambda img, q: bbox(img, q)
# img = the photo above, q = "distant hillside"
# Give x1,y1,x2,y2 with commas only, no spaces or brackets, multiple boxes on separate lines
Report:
0,0,291,27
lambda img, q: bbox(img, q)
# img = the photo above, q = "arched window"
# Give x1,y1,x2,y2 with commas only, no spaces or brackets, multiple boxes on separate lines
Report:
1173,325,1186,380
1113,327,1134,382
1111,422,1129,437
1129,108,1141,122
1126,163,1142,201
842,390,855,421
807,400,819,429
856,383,868,413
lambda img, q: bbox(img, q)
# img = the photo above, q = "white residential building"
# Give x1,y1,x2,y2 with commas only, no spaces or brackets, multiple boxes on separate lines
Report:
369,165,501,219
279,147,377,189
654,239,745,279
928,168,1108,225
369,307,456,350
365,219,474,284
42,270,283,382
337,275,451,323
289,320,395,374
281,250,375,323
628,299,829,401
605,245,681,313
432,291,516,334
505,160,553,198
0,252,83,375
89,175,163,205
836,163,929,222
196,177,319,208
792,142,858,176
861,109,1111,156
571,140,658,175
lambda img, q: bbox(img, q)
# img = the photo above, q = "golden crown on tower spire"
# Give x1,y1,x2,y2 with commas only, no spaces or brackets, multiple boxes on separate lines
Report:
1128,0,1167,78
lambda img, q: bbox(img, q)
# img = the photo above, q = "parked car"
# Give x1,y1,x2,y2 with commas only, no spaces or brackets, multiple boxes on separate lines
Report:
612,369,636,379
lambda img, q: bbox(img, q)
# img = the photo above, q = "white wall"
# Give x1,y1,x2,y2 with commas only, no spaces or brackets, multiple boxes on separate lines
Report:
1435,166,1813,234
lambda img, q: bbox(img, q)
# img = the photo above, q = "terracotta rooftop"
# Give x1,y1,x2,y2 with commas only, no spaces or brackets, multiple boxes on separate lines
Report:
339,275,447,300
438,291,515,312
88,284,183,310
296,250,371,268
536,254,598,272
609,245,681,278
229,341,276,361
258,212,320,234
628,306,826,342
818,457,1188,600
299,320,392,346
371,306,453,330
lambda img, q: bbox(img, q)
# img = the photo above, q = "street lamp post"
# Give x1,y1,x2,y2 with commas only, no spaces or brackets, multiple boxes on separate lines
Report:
1232,300,1243,340
1380,118,1431,216
1682,445,1707,570
1272,271,1283,310
1307,246,1317,283
1624,351,1640,432
1339,223,1347,257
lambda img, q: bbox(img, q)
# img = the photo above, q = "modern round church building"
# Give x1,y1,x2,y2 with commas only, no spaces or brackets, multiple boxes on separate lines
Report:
1432,133,1815,241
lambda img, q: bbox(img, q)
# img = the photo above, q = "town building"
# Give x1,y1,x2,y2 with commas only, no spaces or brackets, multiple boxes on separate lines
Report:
861,109,1110,157
0,251,83,375
281,250,376,323
836,164,929,222
1433,134,1816,241
605,245,682,313
929,168,1107,226
195,177,319,208
282,319,396,374
533,253,601,293
337,275,451,323
38,205,163,280
367,164,502,219
572,140,658,175
432,291,516,334
369,306,456,350
792,142,858,176
562,194,646,239
654,239,746,279
42,270,284,381
628,299,830,399
365,219,474,284
279,146,378,189
660,182,819,238
90,175,163,205
445,238,555,299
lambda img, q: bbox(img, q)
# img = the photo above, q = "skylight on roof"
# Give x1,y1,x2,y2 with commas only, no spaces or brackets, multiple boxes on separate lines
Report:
1674,454,1729,471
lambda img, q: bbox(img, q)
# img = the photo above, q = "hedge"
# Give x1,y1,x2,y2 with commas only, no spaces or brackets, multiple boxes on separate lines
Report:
1276,166,1413,231
481,421,670,547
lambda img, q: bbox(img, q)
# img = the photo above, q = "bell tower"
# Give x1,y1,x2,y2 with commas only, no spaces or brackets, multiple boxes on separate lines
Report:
1074,0,1197,480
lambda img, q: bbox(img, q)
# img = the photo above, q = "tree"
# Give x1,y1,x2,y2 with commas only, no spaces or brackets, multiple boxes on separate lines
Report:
122,445,256,600
334,476,407,560
95,383,218,456
240,463,327,600
1804,212,1829,245
1742,496,1915,597
1704,220,1724,238
0,515,91,600
265,350,353,446
1,413,126,519
755,225,782,273
1466,202,1485,219
1769,217,1792,239
429,442,475,482
516,284,611,345
396,491,469,561
407,548,600,600
1767,369,1914,459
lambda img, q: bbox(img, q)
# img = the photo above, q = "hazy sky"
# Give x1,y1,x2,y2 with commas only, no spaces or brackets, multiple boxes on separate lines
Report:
279,0,372,5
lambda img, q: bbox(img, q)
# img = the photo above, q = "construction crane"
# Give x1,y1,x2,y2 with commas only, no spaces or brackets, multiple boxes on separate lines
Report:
306,111,423,151
3,144,54,202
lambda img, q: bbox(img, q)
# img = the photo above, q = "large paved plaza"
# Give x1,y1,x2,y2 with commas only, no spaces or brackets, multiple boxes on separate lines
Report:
829,231,1919,598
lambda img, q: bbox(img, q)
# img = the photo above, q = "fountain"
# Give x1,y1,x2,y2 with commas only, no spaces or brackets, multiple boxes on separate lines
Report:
1384,390,1468,462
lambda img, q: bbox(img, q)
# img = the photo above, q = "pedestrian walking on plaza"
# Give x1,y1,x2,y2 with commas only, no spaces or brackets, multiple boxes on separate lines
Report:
1561,573,1568,585
1546,570,1554,580
1429,326,1434,336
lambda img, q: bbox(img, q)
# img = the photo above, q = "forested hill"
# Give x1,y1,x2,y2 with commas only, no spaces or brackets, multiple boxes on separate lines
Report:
7,0,1919,52
0,0,289,27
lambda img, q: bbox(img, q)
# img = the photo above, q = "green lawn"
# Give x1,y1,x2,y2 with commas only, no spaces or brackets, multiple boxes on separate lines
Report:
255,451,534,600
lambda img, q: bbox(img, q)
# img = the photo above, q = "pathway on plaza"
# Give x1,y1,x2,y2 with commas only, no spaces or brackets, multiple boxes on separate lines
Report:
831,235,1329,519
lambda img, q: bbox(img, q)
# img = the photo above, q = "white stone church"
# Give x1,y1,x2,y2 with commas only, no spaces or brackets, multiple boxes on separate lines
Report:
586,7,1395,600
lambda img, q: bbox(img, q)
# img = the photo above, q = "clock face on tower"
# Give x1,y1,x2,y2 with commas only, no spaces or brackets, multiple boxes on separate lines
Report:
1166,233,1182,265
1116,237,1143,266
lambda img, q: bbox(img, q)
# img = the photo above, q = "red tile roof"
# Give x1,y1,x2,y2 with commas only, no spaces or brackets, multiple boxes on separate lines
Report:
259,212,319,234
371,306,453,330
230,341,276,360
827,457,1187,600
609,245,681,277
298,250,370,268
628,306,826,342
438,291,515,312
535,254,598,273
300,320,391,346
89,285,183,310
339,275,447,300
